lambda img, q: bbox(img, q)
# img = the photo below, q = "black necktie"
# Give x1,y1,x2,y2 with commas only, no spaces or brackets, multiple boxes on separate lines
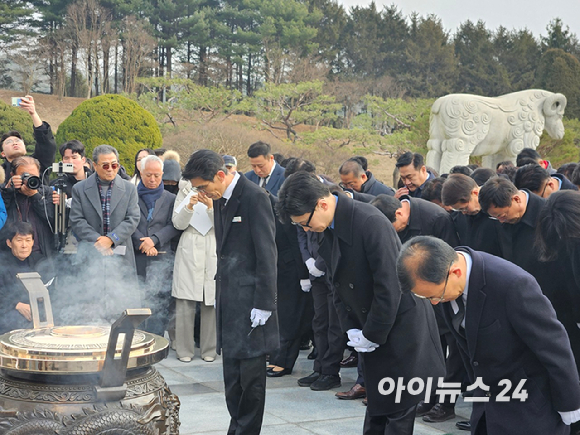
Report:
218,198,227,228
452,296,466,337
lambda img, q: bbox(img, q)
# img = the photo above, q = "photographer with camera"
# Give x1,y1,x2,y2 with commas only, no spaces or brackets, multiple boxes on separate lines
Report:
1,156,56,262
1,95,56,186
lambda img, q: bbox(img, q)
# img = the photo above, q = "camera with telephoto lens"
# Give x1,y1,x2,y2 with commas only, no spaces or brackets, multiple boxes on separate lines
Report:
21,173,41,190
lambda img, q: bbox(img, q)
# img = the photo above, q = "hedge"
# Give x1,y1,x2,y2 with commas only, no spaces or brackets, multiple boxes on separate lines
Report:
55,94,162,172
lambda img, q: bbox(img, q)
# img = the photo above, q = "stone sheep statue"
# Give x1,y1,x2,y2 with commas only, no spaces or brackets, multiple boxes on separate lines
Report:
426,90,567,174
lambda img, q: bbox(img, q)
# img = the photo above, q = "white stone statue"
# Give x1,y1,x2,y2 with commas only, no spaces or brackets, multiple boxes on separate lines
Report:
426,90,567,174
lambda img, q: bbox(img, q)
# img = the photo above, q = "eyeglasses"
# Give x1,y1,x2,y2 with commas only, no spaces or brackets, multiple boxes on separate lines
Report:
414,262,452,302
339,181,357,190
488,203,513,221
292,204,317,229
97,162,119,170
3,138,23,146
540,181,549,198
451,204,469,213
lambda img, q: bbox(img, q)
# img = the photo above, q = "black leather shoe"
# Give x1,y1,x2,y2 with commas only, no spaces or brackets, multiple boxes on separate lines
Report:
422,404,456,422
456,421,471,431
415,401,435,416
300,339,311,350
310,374,341,391
340,353,358,368
307,347,318,360
266,367,292,377
298,371,320,387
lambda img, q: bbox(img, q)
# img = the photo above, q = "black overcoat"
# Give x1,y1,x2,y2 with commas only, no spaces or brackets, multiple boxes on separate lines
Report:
318,194,445,416
443,248,580,435
398,196,459,247
213,173,279,359
268,193,310,341
451,211,502,256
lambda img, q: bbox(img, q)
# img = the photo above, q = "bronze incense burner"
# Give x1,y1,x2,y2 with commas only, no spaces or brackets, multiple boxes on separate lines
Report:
0,272,180,434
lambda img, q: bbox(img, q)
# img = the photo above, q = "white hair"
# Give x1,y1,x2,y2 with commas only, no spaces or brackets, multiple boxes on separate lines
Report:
140,155,164,172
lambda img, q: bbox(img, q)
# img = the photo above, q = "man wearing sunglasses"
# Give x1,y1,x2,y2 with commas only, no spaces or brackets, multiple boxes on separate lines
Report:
276,172,445,435
69,145,140,319
397,236,580,435
1,95,56,186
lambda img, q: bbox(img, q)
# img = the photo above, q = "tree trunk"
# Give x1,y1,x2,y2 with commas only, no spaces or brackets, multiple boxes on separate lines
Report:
87,49,93,99
237,61,243,93
199,46,207,86
70,44,78,97
94,47,100,96
187,40,192,79
166,46,172,78
114,42,118,94
226,56,232,88
246,53,252,96
102,44,110,94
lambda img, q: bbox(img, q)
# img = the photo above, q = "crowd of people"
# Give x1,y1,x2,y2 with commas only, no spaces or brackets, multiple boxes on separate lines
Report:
2,98,580,435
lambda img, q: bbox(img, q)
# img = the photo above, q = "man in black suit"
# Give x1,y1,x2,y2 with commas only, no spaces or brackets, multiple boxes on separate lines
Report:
514,162,578,197
478,177,554,299
394,152,435,199
370,194,459,246
244,141,285,196
441,174,502,256
372,192,463,423
183,150,279,435
397,236,580,435
338,159,395,196
276,172,445,435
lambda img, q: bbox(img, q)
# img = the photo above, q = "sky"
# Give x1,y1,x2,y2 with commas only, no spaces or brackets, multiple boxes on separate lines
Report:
336,0,580,38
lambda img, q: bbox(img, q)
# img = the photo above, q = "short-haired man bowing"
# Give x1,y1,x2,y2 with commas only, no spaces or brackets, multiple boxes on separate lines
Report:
276,172,444,435
397,236,580,435
183,150,279,435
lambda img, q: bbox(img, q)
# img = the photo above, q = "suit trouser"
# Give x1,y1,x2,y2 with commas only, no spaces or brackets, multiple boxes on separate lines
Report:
356,354,365,387
363,405,417,435
175,299,217,359
434,331,467,408
311,278,346,376
223,354,267,435
474,412,488,435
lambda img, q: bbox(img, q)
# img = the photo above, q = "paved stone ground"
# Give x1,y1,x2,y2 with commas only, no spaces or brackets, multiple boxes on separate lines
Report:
157,348,472,435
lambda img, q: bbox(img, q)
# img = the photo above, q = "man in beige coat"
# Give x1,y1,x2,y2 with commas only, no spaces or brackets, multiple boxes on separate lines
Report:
172,179,217,362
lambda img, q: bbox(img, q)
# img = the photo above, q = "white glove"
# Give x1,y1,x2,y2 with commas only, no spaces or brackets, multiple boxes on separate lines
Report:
347,328,359,343
305,257,325,277
300,279,312,292
559,409,580,425
347,329,379,353
250,308,272,328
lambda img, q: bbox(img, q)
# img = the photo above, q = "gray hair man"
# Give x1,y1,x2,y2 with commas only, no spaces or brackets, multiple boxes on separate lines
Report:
69,145,140,320
397,236,580,435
